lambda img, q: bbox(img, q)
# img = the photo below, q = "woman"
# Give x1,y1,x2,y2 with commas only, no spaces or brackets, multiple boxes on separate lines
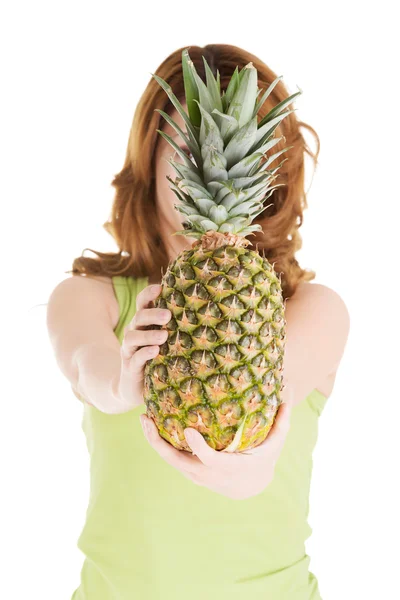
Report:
47,44,350,599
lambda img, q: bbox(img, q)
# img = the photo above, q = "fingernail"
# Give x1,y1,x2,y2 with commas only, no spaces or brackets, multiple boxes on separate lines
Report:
151,284,162,292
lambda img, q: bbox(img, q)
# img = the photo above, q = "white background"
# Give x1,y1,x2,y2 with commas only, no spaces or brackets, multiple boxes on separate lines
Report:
2,1,399,599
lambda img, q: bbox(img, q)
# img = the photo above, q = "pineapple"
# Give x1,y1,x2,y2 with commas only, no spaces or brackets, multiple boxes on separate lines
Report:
143,49,301,453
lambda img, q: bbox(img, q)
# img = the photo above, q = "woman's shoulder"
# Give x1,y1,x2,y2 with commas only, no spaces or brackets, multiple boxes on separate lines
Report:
285,281,350,399
292,279,343,298
80,274,121,331
292,282,350,321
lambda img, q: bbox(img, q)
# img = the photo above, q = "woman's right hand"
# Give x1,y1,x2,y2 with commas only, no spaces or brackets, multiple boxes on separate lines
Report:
113,283,171,413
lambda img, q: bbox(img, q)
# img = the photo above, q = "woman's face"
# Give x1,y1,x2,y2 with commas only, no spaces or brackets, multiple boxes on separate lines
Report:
154,100,198,260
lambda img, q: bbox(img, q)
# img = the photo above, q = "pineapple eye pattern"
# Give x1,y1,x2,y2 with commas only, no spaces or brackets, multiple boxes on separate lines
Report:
144,245,286,452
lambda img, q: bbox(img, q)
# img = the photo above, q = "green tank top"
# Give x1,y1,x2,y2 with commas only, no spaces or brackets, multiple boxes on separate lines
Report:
71,275,328,600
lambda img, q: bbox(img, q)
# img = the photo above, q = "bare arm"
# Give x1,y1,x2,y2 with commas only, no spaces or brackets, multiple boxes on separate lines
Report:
46,276,122,411
46,276,172,414
282,283,351,407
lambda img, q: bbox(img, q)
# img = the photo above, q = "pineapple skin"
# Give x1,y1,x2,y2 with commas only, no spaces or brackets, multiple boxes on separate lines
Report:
143,242,286,453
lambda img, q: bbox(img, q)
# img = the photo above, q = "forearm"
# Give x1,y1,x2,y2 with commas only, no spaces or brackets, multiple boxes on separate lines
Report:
73,342,121,413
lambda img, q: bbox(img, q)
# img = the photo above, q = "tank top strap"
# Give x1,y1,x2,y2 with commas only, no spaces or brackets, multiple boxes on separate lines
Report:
112,275,149,343
306,388,328,416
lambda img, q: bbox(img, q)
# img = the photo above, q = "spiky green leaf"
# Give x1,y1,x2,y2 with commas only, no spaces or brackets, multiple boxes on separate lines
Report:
156,129,201,172
220,180,268,211
206,180,228,198
223,66,240,109
151,72,200,144
227,64,258,128
200,219,219,231
178,179,214,200
166,176,197,205
227,152,265,179
218,223,235,233
240,224,263,235
195,102,224,153
202,149,228,185
257,106,295,132
182,49,201,127
169,186,194,206
223,116,258,169
171,228,202,238
211,109,238,144
155,108,202,168
251,156,289,177
228,199,263,218
193,197,215,215
219,188,242,211
208,205,229,225
167,158,204,186
260,145,294,170
174,203,200,216
214,182,235,205
192,70,215,116
252,76,283,118
202,55,223,114
263,86,302,123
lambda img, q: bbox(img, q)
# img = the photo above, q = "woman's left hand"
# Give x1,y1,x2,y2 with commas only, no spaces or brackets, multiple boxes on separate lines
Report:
139,401,292,500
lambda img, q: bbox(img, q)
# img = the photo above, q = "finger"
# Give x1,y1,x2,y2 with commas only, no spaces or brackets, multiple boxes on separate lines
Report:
255,402,292,457
280,380,295,408
127,307,171,333
122,328,168,357
136,283,163,312
184,428,233,470
127,345,160,374
141,416,207,476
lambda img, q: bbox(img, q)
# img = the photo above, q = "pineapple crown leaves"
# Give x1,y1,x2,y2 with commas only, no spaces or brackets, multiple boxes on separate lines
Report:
150,47,302,239
154,108,202,168
156,128,201,173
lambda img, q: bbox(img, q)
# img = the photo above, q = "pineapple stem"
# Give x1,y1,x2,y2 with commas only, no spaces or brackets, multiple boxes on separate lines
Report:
191,230,253,250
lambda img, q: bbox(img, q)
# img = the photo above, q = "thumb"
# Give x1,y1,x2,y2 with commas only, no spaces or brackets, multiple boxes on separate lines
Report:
184,428,204,454
264,401,292,453
184,427,217,464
